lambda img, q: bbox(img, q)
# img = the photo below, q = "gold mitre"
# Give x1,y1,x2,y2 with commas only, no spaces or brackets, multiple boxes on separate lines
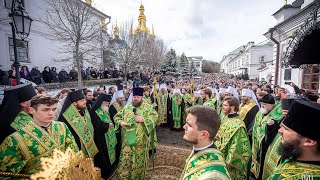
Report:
31,148,102,180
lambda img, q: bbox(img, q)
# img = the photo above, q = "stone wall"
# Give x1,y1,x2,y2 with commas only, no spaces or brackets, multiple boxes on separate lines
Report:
38,78,122,90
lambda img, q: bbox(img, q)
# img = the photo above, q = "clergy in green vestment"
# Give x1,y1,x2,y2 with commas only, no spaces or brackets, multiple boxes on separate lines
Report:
214,96,251,180
217,88,227,122
58,90,98,158
169,89,185,130
109,90,126,165
250,94,284,179
262,98,295,179
181,88,192,124
0,83,37,144
114,87,158,179
201,88,216,109
0,95,79,176
180,105,230,180
89,93,117,179
143,86,152,105
239,89,260,140
268,99,320,179
156,84,170,125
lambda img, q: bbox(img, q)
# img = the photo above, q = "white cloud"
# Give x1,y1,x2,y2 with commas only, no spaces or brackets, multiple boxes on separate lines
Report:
94,0,293,62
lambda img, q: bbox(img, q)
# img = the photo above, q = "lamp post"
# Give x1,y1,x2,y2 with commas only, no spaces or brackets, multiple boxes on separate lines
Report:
9,0,33,85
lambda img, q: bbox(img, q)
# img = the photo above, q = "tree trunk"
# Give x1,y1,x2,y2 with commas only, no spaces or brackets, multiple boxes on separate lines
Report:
75,40,83,89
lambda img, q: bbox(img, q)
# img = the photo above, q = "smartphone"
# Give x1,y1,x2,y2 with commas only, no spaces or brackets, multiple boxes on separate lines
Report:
284,82,291,85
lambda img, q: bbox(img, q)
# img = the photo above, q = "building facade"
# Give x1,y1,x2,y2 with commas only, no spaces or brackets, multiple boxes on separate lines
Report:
263,0,320,93
0,0,111,72
220,41,273,80
187,56,203,72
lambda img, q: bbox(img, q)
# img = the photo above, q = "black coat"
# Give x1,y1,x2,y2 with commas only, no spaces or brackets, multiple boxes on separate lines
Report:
89,110,115,179
51,71,59,83
42,70,52,83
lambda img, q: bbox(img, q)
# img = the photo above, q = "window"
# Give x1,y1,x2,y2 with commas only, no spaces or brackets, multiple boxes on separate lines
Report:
5,0,24,9
9,37,29,62
302,65,319,92
284,69,291,81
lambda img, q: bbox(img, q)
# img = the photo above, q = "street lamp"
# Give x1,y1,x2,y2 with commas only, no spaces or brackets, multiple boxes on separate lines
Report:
9,0,33,85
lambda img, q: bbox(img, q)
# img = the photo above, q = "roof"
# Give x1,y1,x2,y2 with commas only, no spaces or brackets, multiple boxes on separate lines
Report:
80,0,111,19
272,0,304,16
264,0,316,38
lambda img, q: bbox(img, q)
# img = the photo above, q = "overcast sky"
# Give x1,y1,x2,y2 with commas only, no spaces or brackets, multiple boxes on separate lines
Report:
95,0,294,62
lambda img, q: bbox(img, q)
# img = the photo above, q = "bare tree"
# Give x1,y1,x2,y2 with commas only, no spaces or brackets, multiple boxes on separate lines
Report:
40,0,106,88
108,21,146,83
143,36,167,70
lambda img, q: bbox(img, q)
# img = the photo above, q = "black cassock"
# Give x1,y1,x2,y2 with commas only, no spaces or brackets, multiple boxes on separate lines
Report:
167,96,185,131
89,110,115,179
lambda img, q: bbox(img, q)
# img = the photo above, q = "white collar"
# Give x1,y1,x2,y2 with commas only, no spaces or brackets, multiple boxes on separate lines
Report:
193,142,214,151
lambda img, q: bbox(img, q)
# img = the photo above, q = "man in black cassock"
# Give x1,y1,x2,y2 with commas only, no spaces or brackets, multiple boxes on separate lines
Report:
0,83,36,144
58,90,98,158
90,93,117,179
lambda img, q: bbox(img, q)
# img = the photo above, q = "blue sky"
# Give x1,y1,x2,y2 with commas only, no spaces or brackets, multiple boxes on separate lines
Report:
95,0,295,62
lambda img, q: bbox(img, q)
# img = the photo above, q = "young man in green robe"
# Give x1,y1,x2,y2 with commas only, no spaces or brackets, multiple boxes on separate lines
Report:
268,99,320,179
89,93,117,179
0,83,37,144
0,95,78,176
201,88,216,109
58,90,98,158
215,96,251,180
114,87,158,179
181,105,230,180
250,94,284,180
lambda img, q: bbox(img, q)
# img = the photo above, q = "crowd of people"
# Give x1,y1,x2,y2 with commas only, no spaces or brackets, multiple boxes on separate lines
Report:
0,65,165,86
0,72,319,179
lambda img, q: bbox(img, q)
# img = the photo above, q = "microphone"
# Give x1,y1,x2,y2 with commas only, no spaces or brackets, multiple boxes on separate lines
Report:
133,108,137,115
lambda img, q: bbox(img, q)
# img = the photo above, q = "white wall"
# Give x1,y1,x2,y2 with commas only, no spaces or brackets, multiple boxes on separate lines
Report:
0,0,108,72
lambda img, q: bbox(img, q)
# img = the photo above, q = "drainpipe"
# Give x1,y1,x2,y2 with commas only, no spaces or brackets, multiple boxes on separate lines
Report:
268,27,280,86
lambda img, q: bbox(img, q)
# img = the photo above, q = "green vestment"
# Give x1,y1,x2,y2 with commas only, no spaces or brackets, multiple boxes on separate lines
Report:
263,133,282,179
203,97,217,110
180,147,231,180
172,94,183,129
215,114,252,180
62,104,98,158
95,108,117,165
251,103,284,178
157,92,168,124
268,159,320,180
10,111,33,131
0,121,78,175
114,102,158,179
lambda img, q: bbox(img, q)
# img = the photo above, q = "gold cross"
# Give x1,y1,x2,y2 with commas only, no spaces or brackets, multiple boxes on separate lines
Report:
284,0,288,5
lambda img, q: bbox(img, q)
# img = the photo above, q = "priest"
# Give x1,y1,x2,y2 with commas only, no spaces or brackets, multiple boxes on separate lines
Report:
89,93,117,179
0,83,37,144
269,99,320,179
58,90,98,158
114,87,158,179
